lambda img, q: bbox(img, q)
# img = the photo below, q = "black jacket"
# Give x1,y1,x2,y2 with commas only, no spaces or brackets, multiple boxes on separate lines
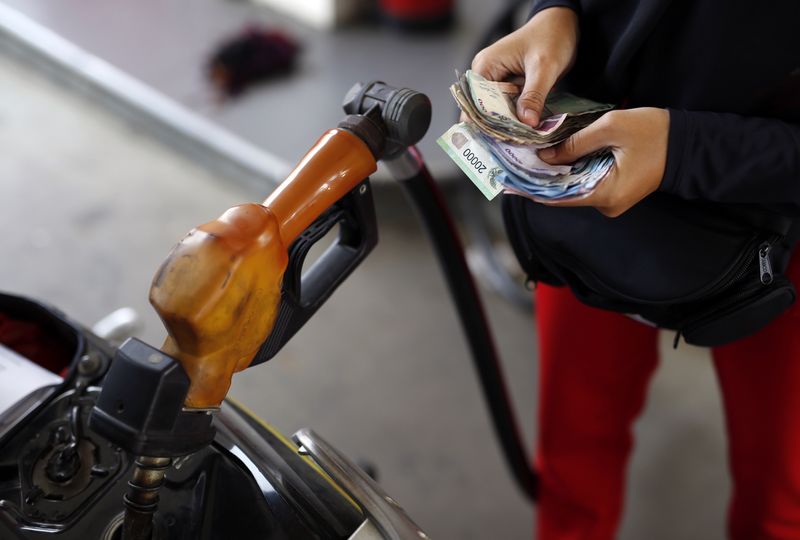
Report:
531,0,800,214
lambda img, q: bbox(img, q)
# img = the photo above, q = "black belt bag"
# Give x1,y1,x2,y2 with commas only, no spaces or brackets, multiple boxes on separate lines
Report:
502,192,797,347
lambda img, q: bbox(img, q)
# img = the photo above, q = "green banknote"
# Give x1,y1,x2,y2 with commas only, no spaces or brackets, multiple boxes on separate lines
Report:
437,123,505,200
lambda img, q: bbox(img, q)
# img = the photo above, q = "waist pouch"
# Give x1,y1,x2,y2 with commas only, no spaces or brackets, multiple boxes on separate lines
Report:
502,192,797,347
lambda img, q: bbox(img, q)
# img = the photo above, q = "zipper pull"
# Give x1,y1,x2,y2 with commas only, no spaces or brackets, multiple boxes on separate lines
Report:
758,243,774,285
673,329,682,349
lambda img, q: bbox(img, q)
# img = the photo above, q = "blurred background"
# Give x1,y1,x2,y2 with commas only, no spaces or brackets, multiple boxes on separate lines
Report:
0,0,731,538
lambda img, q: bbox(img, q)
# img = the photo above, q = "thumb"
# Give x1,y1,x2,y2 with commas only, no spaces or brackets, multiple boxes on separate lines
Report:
539,123,609,165
516,64,557,127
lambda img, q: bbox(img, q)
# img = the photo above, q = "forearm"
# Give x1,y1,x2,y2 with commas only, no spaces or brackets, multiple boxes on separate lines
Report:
660,110,800,213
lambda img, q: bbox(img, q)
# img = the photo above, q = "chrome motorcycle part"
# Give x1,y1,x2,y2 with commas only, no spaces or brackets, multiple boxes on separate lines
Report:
76,352,104,378
294,429,429,540
215,400,364,537
91,308,142,347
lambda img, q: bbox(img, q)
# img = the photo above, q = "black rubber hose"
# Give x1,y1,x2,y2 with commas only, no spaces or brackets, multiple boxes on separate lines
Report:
397,151,538,501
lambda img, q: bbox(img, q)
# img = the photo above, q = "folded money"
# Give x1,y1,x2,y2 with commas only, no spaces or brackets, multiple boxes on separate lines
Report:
438,123,611,202
440,70,615,201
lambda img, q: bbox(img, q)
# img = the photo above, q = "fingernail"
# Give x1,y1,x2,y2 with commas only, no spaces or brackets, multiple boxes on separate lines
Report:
539,148,556,159
522,109,538,124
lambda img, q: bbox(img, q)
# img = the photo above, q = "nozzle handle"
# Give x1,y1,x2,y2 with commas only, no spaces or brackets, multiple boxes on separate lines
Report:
253,178,378,365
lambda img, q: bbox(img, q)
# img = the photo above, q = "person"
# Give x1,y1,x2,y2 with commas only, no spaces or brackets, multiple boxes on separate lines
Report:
472,1,800,539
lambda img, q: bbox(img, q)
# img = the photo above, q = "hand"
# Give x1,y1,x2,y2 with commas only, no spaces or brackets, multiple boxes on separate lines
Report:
539,108,670,217
471,7,579,127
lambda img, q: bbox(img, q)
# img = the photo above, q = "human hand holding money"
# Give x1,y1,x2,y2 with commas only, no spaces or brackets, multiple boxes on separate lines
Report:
441,5,669,215
451,70,612,145
471,6,579,127
439,70,615,202
537,108,670,217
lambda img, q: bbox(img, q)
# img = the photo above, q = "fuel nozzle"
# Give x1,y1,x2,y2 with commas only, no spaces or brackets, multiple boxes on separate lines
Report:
343,81,431,158
146,82,429,411
150,125,378,410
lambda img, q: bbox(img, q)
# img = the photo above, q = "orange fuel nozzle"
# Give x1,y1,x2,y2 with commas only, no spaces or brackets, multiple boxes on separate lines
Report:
149,128,377,409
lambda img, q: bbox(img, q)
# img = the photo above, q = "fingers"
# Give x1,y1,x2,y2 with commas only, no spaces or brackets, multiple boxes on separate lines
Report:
471,50,510,84
472,53,559,128
539,115,614,165
541,165,628,218
471,36,559,128
516,60,558,127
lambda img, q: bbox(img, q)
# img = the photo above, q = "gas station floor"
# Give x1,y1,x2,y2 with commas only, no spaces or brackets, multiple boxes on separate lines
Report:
0,53,730,539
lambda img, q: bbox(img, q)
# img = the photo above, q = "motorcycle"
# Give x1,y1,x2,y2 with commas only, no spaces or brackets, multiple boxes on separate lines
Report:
0,82,536,539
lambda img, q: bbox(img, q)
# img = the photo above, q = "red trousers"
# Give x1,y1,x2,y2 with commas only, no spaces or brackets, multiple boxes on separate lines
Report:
535,252,800,540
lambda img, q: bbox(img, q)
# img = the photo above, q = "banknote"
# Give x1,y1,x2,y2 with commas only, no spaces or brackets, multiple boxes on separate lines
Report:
477,134,572,178
464,70,567,136
452,70,613,145
437,123,505,200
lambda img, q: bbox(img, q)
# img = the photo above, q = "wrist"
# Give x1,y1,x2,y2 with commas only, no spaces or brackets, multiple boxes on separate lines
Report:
659,109,689,195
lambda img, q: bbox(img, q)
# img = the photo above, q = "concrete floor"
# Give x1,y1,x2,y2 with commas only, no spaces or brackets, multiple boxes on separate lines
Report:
0,0,508,180
0,53,731,539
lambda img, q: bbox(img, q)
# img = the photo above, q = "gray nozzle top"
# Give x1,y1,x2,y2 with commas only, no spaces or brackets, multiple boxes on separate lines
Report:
343,81,431,154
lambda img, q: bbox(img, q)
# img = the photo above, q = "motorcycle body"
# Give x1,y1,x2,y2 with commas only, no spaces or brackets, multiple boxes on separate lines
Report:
0,293,388,539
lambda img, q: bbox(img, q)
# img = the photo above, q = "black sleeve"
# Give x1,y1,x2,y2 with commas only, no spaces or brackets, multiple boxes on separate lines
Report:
530,0,581,18
660,109,800,214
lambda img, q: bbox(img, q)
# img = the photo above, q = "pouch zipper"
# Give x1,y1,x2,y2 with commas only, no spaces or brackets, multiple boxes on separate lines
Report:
674,234,781,347
718,235,779,292
758,242,774,284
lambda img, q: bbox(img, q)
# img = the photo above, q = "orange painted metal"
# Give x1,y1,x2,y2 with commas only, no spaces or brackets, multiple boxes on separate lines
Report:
149,128,377,408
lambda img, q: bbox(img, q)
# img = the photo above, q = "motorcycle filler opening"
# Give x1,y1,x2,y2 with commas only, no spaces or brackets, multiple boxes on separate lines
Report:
90,81,536,540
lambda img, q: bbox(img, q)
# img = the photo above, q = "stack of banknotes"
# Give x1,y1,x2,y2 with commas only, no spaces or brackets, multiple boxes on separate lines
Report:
437,70,615,201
